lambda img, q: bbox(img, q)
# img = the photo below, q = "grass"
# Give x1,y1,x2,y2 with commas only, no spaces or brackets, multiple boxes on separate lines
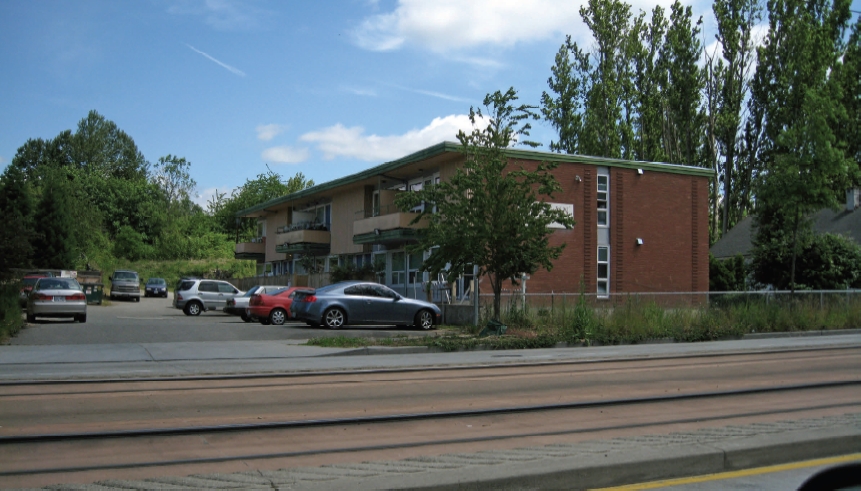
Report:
305,294,861,352
93,258,257,293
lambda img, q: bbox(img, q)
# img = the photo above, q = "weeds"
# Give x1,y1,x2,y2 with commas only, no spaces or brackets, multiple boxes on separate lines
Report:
303,293,860,352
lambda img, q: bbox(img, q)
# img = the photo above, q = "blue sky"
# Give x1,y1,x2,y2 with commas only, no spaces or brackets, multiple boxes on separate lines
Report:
1,0,857,207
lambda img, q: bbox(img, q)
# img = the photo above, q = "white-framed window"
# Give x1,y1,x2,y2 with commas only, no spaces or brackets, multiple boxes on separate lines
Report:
597,246,610,296
597,174,609,227
390,251,406,285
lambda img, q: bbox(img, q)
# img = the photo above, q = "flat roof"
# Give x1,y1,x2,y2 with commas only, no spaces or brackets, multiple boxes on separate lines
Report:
237,141,713,217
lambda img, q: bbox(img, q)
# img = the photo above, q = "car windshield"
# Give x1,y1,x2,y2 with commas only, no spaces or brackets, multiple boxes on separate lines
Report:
147,278,165,286
114,272,138,281
242,286,261,297
22,278,40,287
37,278,81,290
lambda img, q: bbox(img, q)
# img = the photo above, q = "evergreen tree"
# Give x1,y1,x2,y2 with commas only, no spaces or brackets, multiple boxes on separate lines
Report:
32,171,77,269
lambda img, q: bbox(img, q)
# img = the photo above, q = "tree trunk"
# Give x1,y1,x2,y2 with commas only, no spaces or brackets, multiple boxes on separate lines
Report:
790,208,800,295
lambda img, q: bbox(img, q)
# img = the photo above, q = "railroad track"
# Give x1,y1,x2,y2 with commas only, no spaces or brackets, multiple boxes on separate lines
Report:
1,346,860,487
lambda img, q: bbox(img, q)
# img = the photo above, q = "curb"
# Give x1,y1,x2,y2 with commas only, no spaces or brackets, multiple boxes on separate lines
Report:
295,420,861,490
320,329,861,357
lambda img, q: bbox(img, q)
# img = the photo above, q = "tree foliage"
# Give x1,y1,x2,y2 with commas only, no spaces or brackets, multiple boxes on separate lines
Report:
396,88,576,319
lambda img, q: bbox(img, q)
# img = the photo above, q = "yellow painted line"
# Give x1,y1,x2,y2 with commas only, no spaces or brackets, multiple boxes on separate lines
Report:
591,453,861,490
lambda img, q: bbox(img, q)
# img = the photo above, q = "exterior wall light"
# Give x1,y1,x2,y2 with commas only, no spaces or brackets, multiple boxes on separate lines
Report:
636,238,644,245
575,175,582,182
637,168,644,175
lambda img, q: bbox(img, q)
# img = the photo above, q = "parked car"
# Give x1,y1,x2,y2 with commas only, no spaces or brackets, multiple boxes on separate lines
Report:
224,285,287,321
109,270,141,302
26,277,87,323
144,278,168,298
249,286,313,325
290,281,440,329
173,278,244,316
19,273,52,308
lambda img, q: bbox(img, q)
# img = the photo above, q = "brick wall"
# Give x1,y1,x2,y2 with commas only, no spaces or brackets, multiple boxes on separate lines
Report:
505,159,709,294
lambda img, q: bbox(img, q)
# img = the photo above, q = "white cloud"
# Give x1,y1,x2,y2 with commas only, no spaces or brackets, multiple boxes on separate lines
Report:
343,86,378,97
299,114,479,161
194,186,227,210
256,124,285,141
262,146,310,164
186,44,246,76
352,0,582,52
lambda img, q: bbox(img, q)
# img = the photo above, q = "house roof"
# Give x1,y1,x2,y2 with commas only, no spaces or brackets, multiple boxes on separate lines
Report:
710,207,861,259
237,141,714,217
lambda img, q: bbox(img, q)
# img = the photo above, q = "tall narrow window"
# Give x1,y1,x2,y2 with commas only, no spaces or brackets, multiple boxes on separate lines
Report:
391,252,405,285
597,246,610,296
408,251,423,284
597,175,609,226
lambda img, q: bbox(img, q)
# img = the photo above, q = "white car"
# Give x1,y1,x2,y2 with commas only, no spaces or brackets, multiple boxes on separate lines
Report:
224,285,287,322
26,277,87,323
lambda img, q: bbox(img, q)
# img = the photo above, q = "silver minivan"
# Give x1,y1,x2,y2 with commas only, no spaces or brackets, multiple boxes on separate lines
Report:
173,279,244,316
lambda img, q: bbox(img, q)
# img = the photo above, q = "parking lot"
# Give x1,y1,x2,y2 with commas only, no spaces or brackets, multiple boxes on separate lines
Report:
11,296,437,345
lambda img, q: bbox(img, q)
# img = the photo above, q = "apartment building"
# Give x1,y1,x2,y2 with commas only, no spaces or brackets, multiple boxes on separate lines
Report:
235,142,711,299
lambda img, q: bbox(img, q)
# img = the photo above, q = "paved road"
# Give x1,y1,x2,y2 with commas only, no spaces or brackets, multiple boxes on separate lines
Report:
11,296,437,345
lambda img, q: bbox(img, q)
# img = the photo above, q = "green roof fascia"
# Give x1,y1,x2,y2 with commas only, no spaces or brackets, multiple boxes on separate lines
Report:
275,242,331,255
353,228,423,245
234,252,265,261
236,142,460,217
237,142,713,217
500,147,715,178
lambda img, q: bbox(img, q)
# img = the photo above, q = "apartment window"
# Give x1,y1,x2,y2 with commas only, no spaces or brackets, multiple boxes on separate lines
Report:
391,251,406,285
597,246,610,296
597,174,609,227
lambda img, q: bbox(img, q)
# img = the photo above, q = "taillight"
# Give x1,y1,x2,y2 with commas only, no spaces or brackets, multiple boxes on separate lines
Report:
68,293,86,301
250,295,263,306
34,293,52,301
301,295,317,303
177,293,184,301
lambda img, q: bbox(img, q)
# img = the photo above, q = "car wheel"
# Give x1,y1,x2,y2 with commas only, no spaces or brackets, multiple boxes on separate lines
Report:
240,313,250,322
269,308,287,326
75,314,87,323
26,313,35,323
415,309,434,330
184,301,203,316
324,308,346,329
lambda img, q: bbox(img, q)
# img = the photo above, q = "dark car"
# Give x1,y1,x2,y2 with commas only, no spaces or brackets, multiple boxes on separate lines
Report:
144,278,168,298
249,286,313,325
290,281,440,329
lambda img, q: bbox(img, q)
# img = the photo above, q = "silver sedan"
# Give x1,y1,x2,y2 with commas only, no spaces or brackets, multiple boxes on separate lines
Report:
290,281,441,329
26,277,88,323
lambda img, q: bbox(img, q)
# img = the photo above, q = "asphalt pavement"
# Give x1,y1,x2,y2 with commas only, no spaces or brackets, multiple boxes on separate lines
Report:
2,299,860,489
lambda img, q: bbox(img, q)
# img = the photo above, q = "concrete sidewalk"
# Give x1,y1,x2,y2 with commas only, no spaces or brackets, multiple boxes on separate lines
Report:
0,331,860,381
26,413,861,490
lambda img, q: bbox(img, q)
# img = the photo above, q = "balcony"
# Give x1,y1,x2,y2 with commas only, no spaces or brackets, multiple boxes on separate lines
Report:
275,221,331,255
234,240,265,261
353,205,428,245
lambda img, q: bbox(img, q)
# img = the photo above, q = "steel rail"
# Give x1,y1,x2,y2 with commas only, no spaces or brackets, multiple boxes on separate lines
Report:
1,379,858,445
0,344,857,387
2,397,858,477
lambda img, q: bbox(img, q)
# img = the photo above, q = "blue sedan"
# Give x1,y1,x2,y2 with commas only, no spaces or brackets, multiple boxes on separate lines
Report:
290,281,441,329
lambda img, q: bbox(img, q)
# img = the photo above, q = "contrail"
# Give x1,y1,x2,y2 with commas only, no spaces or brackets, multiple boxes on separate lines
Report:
186,44,246,77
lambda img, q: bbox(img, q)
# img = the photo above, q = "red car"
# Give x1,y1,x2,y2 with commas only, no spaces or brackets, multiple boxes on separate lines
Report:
19,274,53,308
248,286,313,325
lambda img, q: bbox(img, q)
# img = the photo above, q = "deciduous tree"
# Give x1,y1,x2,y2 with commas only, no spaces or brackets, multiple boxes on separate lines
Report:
395,88,576,320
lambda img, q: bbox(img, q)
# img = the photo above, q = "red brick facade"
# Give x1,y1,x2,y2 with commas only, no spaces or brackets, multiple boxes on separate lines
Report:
502,158,710,294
